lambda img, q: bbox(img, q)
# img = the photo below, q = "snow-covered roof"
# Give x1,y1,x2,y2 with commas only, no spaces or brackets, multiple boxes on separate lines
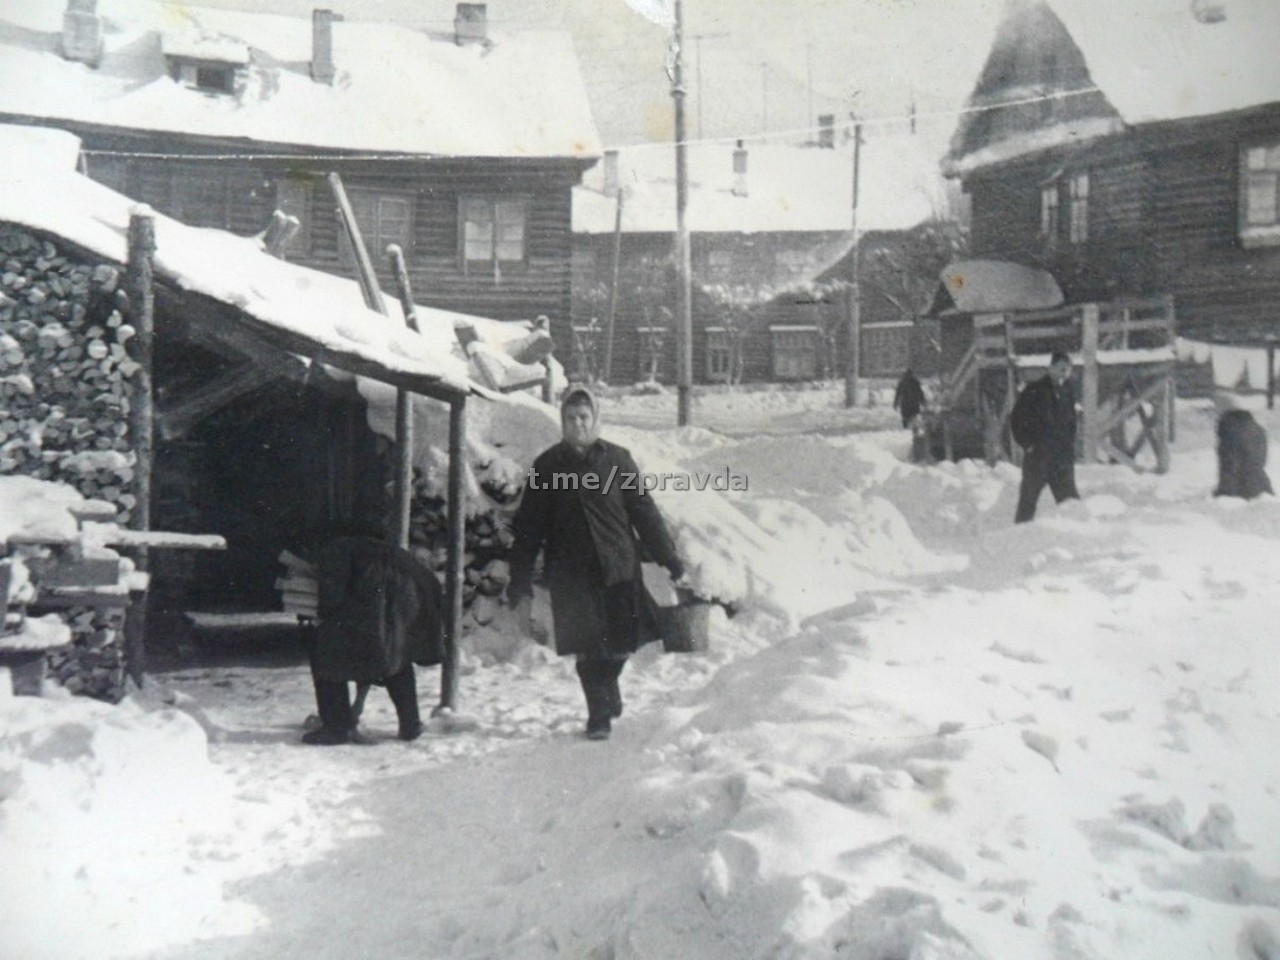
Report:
0,0,601,159
573,136,948,236
928,259,1064,317
0,125,494,401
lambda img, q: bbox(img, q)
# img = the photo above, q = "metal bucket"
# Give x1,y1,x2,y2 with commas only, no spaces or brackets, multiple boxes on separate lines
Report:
659,598,713,654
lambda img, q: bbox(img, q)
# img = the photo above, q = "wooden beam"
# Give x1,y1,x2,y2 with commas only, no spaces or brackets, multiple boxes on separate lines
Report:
1094,376,1169,436
124,208,155,686
1080,303,1100,464
157,362,290,440
1099,438,1142,472
437,397,466,715
388,245,421,551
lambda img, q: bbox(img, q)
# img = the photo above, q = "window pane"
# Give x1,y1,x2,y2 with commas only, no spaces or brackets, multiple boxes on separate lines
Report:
1246,147,1268,170
496,200,524,225
464,199,492,224
1246,173,1278,226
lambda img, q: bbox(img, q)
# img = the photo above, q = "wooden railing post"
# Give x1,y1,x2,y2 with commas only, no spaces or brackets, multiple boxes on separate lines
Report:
1080,303,1100,463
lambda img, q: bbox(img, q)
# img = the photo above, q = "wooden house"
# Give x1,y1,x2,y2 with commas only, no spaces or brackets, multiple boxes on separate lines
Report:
933,0,1280,464
1,125,494,705
571,132,952,385
0,0,601,350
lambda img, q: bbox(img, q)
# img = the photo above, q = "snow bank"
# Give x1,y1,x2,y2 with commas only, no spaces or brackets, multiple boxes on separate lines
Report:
0,691,322,959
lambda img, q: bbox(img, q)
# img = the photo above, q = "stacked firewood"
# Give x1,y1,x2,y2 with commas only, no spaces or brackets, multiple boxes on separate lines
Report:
45,606,128,700
0,224,139,522
0,222,143,700
407,489,514,630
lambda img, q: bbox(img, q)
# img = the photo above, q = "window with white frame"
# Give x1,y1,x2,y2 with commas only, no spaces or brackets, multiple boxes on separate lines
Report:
771,326,817,380
1040,182,1059,240
1068,172,1089,244
1241,141,1280,247
705,328,732,381
339,190,412,263
460,196,528,268
636,326,668,381
863,323,911,377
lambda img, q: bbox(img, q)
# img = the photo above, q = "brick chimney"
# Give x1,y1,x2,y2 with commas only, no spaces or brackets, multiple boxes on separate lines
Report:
61,0,103,67
732,140,749,197
311,9,342,84
455,4,488,45
817,114,835,149
602,150,620,197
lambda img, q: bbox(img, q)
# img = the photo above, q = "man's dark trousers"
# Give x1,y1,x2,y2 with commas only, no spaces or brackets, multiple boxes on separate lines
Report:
1014,448,1079,523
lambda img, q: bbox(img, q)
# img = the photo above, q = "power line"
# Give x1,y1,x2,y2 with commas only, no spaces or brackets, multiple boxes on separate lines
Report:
77,86,1105,162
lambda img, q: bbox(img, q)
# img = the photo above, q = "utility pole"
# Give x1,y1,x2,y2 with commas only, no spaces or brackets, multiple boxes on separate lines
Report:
844,119,863,408
673,0,693,425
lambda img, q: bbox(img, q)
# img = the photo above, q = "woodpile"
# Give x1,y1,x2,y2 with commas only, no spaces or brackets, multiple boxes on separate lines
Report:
45,606,128,700
0,222,143,700
0,224,140,522
408,485,513,630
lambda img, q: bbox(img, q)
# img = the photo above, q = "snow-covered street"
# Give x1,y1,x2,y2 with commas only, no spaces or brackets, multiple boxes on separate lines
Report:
3,388,1278,960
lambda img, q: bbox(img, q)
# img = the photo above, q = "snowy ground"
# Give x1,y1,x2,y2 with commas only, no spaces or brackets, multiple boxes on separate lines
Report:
2,389,1279,960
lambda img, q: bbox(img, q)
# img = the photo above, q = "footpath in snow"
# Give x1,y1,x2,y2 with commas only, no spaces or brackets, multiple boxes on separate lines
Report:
2,389,1279,960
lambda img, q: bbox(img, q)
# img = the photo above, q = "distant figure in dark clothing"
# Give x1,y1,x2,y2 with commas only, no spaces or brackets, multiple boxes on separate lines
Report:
893,369,926,428
508,386,684,740
303,536,445,745
1214,408,1273,500
1011,351,1081,523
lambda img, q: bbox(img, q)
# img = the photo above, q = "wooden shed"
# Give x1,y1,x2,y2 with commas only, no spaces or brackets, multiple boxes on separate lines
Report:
1,127,494,709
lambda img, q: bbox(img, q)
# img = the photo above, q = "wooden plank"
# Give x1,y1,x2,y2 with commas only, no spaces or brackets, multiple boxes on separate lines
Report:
40,558,122,588
438,397,466,715
1094,376,1169,436
126,209,156,686
1099,438,1142,472
1081,304,1100,464
158,362,293,440
94,529,227,550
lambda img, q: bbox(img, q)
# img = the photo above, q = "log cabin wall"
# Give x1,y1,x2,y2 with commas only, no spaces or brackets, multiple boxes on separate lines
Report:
963,112,1280,346
65,126,589,353
1144,112,1280,342
572,229,852,385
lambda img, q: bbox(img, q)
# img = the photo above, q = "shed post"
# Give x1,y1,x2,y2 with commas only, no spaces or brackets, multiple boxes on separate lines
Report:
604,188,625,384
438,398,466,714
1080,303,1100,463
123,207,156,685
388,245,421,550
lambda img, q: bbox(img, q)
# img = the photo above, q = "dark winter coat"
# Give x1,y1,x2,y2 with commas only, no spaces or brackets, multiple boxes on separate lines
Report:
1011,375,1077,465
1215,410,1273,500
313,537,445,684
893,372,925,426
508,439,683,658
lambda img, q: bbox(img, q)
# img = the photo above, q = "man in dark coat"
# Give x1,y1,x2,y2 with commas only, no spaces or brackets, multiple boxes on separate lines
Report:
508,386,685,740
1214,408,1274,500
1011,351,1081,523
893,369,925,428
303,536,444,745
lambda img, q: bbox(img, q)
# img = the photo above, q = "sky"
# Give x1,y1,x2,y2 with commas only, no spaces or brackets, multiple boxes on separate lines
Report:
187,0,1009,150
